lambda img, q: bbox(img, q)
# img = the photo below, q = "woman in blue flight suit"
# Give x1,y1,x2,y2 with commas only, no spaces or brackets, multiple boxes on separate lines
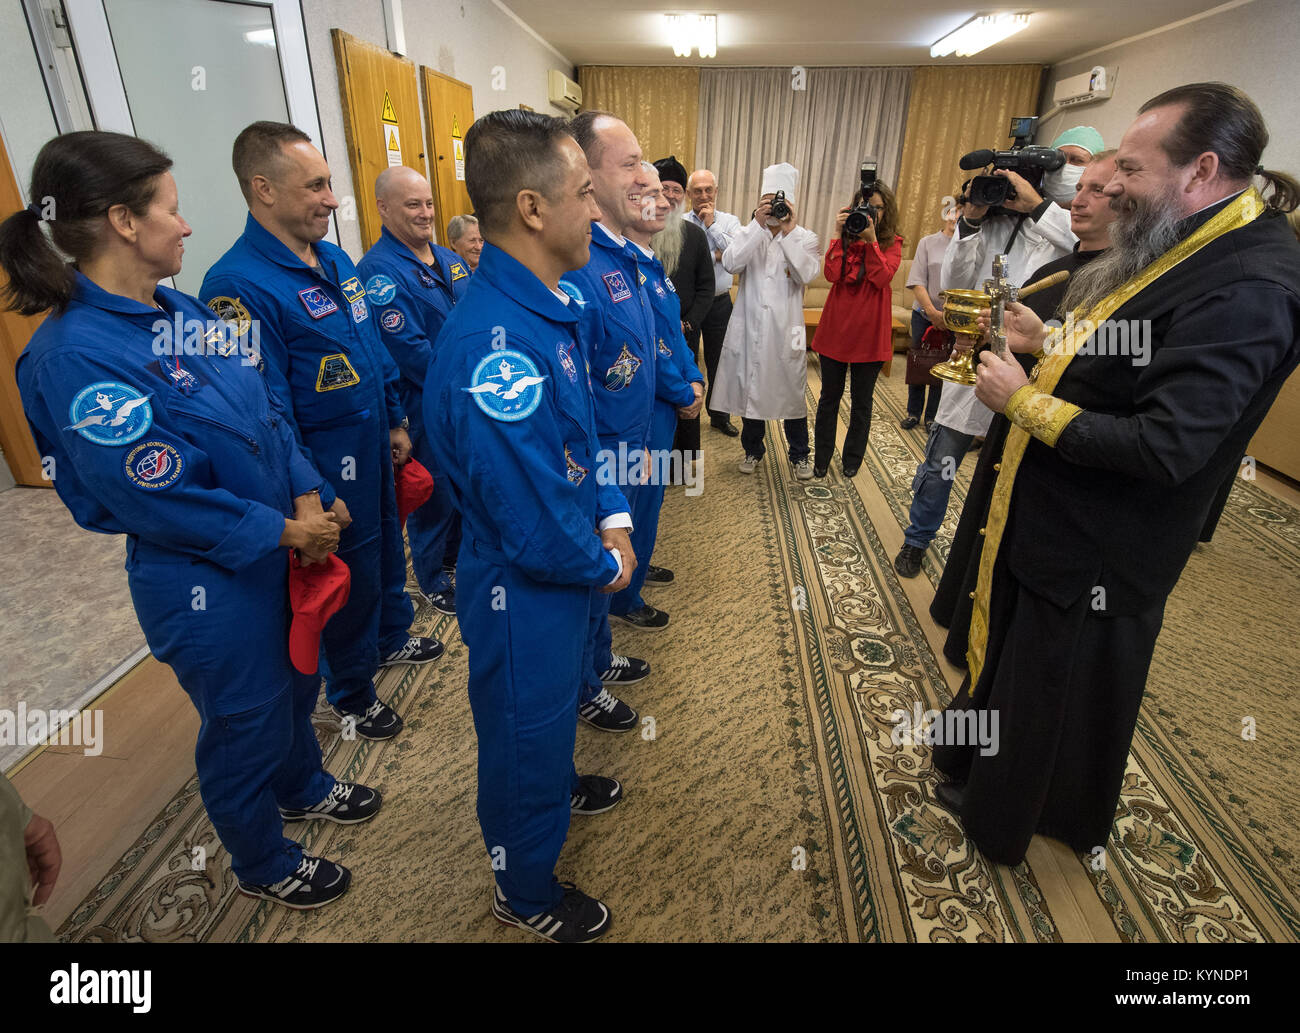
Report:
0,132,379,911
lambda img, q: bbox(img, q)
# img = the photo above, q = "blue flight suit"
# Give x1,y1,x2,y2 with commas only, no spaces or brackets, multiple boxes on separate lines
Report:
613,242,704,612
425,243,628,916
16,273,336,886
201,215,413,714
357,228,470,600
561,223,656,700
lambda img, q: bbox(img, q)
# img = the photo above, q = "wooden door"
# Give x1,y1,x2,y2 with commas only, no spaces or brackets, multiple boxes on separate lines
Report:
420,68,474,248
331,29,424,252
0,138,47,487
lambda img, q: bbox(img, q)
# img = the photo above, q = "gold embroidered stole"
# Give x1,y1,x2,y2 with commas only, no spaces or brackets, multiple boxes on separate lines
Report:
966,188,1266,687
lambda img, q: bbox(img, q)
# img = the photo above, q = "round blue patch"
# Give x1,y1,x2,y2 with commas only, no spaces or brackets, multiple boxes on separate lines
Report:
124,440,183,490
66,381,153,446
466,350,547,422
380,308,405,333
365,274,397,304
557,279,585,305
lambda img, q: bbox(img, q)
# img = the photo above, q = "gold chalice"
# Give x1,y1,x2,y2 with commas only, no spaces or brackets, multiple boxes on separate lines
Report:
930,289,990,385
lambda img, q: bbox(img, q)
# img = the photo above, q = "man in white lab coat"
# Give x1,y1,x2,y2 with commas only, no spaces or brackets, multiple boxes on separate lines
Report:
712,162,822,479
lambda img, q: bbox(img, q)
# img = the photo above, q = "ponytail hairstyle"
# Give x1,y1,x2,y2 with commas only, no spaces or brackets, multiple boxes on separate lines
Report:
839,180,899,284
1138,82,1298,214
0,131,173,315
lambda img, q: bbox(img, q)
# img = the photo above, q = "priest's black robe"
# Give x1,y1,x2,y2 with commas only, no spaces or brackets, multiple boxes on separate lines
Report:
930,246,1104,666
931,199,1300,866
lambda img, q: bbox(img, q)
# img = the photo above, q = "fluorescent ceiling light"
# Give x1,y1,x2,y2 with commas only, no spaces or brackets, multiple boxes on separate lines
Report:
665,14,717,59
931,13,1030,58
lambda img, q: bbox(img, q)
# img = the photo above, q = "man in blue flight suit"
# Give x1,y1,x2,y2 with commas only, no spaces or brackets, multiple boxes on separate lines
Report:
358,166,470,615
618,164,705,616
426,110,634,942
562,111,664,732
202,122,442,742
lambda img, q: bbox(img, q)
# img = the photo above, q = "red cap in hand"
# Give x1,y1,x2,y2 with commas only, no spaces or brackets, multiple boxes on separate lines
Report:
288,551,351,674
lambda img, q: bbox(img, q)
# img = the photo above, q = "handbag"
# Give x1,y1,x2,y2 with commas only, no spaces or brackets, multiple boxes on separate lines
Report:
905,323,953,387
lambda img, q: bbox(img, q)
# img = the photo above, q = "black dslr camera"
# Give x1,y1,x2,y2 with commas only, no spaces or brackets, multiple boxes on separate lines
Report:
843,160,879,237
959,116,1064,214
770,190,792,221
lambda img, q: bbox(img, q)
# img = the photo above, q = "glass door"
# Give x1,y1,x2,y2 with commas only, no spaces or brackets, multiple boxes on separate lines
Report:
60,0,331,293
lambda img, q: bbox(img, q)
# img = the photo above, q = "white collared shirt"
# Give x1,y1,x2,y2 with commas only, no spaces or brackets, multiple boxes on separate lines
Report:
685,207,742,295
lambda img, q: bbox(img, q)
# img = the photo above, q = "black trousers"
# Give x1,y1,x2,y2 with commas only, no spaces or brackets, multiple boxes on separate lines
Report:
741,416,809,463
685,292,733,424
814,355,883,471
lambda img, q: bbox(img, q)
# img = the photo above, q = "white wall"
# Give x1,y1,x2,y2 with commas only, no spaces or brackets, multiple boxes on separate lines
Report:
1038,0,1300,176
0,3,59,197
300,0,576,258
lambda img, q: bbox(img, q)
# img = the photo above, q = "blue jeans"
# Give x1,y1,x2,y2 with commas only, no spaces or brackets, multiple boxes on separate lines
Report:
903,422,973,550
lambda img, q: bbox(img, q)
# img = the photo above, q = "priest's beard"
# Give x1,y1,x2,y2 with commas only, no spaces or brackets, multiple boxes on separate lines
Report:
651,205,686,278
1060,182,1186,316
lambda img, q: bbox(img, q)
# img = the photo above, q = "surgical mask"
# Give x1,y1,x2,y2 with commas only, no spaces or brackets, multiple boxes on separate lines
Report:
1043,163,1085,206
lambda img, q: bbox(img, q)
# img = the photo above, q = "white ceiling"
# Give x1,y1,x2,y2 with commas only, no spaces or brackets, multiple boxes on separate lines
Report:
499,1,1230,67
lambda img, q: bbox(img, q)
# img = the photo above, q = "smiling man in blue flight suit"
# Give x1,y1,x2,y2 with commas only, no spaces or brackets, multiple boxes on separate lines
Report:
426,110,634,942
357,166,469,615
619,164,705,617
201,121,442,742
562,111,667,732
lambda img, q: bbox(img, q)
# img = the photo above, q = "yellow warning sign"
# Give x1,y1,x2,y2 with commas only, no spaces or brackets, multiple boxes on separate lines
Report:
380,91,398,124
451,115,461,139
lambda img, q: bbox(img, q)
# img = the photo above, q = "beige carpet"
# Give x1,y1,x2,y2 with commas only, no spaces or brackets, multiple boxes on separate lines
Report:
55,365,1300,942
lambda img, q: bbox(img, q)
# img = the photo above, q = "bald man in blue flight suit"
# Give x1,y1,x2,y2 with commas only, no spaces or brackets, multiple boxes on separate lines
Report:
202,121,442,743
358,166,470,615
563,111,669,732
426,110,633,942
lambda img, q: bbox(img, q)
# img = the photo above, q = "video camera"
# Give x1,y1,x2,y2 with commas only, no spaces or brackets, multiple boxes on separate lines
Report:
843,160,879,237
958,116,1064,215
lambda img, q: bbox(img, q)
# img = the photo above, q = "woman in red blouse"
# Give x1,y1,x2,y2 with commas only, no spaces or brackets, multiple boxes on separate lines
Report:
811,182,902,478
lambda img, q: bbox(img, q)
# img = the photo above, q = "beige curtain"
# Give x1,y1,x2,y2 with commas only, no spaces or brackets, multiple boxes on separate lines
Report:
895,65,1046,259
577,66,700,171
695,67,912,255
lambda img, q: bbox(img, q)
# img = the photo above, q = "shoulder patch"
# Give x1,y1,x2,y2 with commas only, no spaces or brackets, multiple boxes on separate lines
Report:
450,263,468,281
380,308,405,333
604,344,642,391
366,274,398,304
558,279,585,305
565,444,588,486
124,440,184,491
340,276,366,304
298,286,339,320
65,382,153,446
664,277,677,294
657,337,672,357
465,350,547,422
316,354,361,392
350,297,369,323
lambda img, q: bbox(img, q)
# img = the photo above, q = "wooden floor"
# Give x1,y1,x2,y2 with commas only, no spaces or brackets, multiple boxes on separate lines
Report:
10,360,1300,938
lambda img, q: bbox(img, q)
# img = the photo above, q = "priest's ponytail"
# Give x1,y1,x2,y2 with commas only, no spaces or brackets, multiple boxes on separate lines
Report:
1255,167,1300,214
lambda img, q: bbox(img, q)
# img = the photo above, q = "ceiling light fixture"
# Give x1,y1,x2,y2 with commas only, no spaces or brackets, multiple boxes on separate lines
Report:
666,14,717,59
931,13,1030,59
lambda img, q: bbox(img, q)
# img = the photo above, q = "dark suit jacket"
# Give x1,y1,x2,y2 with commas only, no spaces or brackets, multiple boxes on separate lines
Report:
667,221,715,332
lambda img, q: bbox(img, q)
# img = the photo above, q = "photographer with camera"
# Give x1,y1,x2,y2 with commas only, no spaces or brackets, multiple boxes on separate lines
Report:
893,122,1098,579
810,168,902,478
713,162,821,478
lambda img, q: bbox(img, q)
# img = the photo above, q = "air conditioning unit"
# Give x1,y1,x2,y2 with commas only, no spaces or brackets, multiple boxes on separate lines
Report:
548,70,582,114
1053,65,1114,109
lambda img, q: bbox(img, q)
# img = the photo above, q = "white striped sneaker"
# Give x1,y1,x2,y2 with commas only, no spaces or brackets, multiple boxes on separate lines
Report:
578,687,638,732
238,854,351,910
490,882,611,943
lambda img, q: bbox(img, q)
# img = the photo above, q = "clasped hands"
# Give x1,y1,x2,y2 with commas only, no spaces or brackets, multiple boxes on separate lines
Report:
282,492,351,565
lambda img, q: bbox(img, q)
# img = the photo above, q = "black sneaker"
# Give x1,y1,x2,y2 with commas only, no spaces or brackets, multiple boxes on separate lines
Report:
425,587,455,615
279,780,383,824
894,544,925,578
599,653,650,684
643,565,674,585
238,854,351,910
612,604,669,630
490,882,611,943
579,687,639,731
813,465,828,478
900,415,920,429
332,697,404,740
571,774,623,815
380,636,444,667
